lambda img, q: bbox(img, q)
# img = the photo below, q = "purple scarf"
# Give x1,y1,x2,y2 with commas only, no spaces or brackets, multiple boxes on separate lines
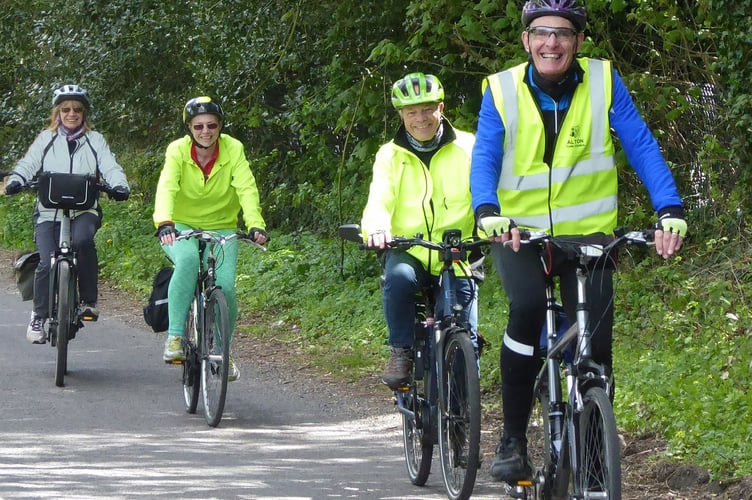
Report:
57,117,86,141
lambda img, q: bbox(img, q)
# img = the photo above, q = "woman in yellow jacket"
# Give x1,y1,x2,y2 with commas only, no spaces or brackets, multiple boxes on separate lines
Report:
153,96,268,381
361,73,477,389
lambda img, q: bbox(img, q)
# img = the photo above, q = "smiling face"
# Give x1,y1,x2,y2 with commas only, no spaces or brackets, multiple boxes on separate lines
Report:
189,114,221,148
522,15,584,82
58,100,85,129
399,102,444,142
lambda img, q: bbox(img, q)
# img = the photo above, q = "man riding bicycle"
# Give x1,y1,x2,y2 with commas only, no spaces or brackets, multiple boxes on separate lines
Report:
469,0,686,482
360,72,478,390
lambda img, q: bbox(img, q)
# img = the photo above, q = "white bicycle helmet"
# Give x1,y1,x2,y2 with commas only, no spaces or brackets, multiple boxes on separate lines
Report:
52,84,91,110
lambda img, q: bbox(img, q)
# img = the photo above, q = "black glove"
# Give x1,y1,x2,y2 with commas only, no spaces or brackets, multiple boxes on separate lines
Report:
156,223,176,239
4,180,22,195
250,227,269,242
108,185,130,201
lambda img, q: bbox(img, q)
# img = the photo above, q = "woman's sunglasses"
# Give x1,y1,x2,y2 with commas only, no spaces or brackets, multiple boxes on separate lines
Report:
192,123,219,131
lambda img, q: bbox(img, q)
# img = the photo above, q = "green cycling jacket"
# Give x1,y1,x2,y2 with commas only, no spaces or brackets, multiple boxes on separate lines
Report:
153,134,265,231
361,124,476,276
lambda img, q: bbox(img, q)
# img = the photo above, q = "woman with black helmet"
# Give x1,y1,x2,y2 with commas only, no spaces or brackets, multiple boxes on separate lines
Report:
153,96,268,381
4,84,130,344
470,0,686,483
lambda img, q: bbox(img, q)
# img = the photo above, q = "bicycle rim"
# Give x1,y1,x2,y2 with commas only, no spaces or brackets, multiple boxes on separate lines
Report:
54,261,71,387
438,333,480,500
182,296,201,413
201,289,230,427
577,387,622,499
402,381,433,486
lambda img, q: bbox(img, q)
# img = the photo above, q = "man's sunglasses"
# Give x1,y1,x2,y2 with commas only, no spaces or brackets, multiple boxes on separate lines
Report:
192,123,219,131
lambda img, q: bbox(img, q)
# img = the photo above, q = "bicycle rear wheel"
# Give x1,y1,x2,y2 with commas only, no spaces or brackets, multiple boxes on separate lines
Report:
402,378,433,486
54,260,72,387
438,332,480,500
182,295,201,414
201,288,230,427
576,386,621,499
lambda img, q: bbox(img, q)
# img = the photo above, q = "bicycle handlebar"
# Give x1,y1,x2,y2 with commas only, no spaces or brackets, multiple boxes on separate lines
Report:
174,228,268,251
1,171,120,198
339,223,487,264
511,228,654,259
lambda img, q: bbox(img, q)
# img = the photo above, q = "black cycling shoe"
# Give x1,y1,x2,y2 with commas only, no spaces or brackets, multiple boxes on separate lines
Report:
489,435,532,482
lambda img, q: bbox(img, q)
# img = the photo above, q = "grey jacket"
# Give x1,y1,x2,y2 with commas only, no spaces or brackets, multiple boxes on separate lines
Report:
9,129,129,224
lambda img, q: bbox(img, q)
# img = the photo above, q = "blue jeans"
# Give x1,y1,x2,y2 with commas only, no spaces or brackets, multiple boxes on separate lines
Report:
382,250,477,349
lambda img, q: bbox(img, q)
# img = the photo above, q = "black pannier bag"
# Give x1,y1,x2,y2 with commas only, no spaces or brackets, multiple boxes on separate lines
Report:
143,267,173,333
37,172,98,210
14,251,40,301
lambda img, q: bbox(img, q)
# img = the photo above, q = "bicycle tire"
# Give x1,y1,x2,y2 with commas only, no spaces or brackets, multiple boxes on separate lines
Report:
438,331,480,500
182,295,201,414
402,379,433,486
54,260,72,387
201,288,230,427
576,386,621,499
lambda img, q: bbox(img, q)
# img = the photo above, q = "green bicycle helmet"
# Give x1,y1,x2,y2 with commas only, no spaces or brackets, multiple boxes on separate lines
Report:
391,73,445,109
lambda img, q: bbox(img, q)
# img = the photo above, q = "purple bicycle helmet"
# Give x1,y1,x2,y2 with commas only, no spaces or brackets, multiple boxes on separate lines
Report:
521,0,588,31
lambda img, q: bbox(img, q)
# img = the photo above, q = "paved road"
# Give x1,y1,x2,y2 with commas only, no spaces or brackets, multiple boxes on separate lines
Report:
0,280,504,499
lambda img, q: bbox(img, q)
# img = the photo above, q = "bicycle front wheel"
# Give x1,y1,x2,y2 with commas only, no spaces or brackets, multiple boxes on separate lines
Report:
201,288,230,427
182,295,201,414
576,386,622,499
438,332,481,500
54,260,72,387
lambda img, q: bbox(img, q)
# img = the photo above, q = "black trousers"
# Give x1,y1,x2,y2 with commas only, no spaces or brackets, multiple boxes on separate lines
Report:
490,241,615,439
32,212,101,318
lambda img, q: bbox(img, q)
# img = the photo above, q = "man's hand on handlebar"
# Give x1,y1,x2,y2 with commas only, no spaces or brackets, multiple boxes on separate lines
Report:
367,230,392,249
654,216,686,259
478,215,522,251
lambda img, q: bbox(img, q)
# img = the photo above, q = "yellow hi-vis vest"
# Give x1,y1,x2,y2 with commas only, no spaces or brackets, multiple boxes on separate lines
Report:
484,58,617,236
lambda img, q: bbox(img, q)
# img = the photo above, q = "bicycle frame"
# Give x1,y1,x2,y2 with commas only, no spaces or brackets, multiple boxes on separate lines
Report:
339,223,484,500
507,229,651,500
175,229,265,427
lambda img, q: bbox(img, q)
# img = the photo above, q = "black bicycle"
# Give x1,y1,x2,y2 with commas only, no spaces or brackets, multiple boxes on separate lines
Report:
171,228,265,427
3,171,119,387
504,228,653,500
340,224,486,500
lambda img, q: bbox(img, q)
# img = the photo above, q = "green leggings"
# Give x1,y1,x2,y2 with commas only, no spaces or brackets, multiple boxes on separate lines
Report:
161,225,239,342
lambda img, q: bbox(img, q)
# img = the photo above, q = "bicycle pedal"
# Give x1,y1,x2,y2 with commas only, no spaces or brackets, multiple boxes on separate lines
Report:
165,359,184,366
393,384,410,392
81,315,97,322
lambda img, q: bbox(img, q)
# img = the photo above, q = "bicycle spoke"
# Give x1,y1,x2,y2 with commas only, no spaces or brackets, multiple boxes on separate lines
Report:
578,387,621,499
201,289,230,427
438,333,480,500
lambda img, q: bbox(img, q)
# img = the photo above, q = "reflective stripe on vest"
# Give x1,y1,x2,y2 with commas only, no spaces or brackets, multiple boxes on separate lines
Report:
485,59,617,235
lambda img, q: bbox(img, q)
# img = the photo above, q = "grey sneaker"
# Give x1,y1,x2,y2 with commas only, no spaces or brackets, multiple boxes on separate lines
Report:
163,335,185,363
228,358,240,382
26,313,46,344
382,347,412,390
80,303,99,321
